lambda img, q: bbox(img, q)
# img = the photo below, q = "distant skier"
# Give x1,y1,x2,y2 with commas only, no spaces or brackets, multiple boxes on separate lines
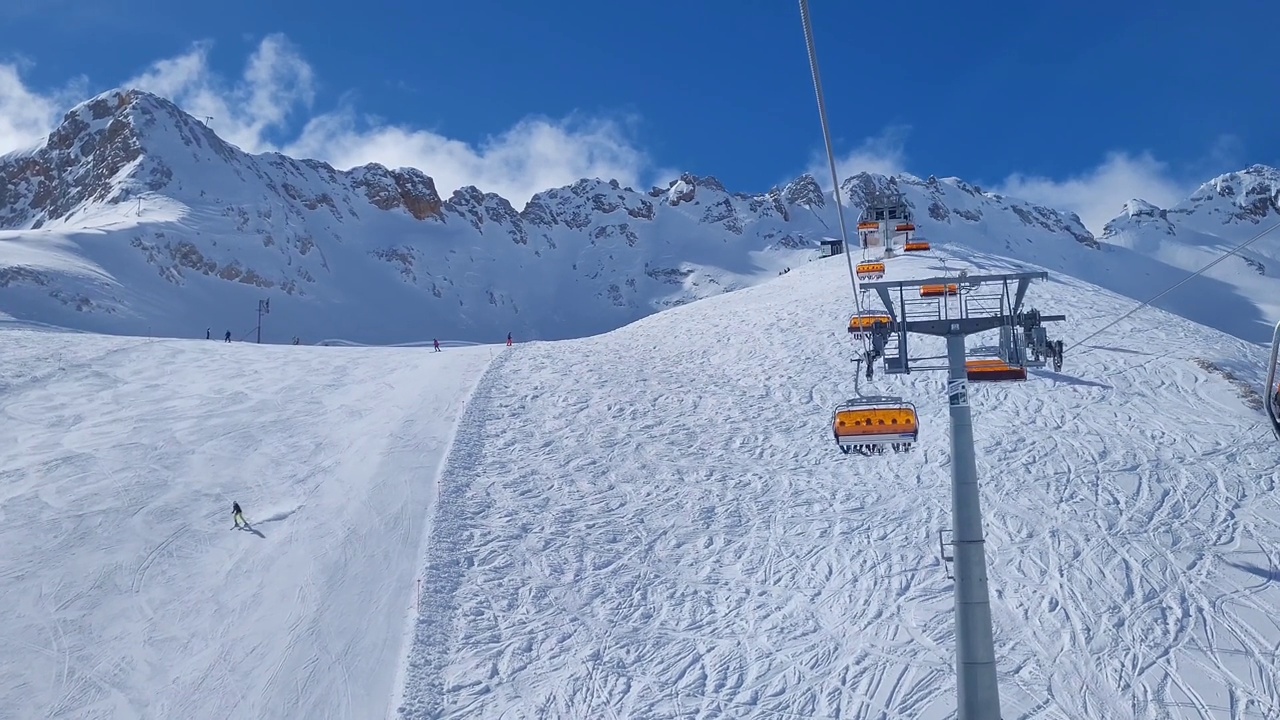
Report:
224,330,231,343
506,332,513,347
433,338,441,352
206,328,211,340
232,501,247,529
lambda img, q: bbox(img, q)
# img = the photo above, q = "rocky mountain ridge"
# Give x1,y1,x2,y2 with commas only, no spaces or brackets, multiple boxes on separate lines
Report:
0,88,1275,344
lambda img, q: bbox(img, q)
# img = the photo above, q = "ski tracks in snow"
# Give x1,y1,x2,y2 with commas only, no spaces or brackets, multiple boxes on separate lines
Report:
396,321,968,718
0,332,491,720
945,302,1280,718
394,348,516,719
394,258,1280,719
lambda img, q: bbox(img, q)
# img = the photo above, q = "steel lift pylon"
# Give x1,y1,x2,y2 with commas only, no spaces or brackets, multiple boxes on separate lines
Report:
859,270,1066,720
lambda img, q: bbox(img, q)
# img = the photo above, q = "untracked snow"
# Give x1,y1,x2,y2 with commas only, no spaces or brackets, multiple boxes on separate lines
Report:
396,250,1280,719
0,332,491,718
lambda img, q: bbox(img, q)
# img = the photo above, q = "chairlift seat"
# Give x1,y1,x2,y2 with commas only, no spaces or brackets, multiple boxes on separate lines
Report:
832,397,918,453
848,313,891,339
965,358,1027,382
920,283,959,297
856,261,885,280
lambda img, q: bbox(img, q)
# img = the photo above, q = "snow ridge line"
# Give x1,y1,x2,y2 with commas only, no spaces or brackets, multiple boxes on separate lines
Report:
392,347,514,719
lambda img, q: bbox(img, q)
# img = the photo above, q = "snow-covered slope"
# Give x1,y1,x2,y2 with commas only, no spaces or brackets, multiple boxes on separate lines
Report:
0,330,493,718
0,89,817,344
7,88,1279,348
1098,164,1280,339
393,250,1280,719
0,88,1115,346
5,243,1280,718
5,90,1280,348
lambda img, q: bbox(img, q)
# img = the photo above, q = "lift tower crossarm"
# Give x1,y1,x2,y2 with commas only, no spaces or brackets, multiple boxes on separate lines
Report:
862,271,1047,323
855,269,1065,720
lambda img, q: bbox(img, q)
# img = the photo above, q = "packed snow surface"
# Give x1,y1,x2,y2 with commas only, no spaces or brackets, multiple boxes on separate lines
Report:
5,245,1280,719
397,250,1280,718
0,332,492,718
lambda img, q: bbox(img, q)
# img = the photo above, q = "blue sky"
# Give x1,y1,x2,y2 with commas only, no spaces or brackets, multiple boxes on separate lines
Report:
1,0,1275,232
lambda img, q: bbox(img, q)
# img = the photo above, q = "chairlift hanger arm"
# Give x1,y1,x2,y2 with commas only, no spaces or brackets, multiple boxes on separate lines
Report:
1011,278,1032,314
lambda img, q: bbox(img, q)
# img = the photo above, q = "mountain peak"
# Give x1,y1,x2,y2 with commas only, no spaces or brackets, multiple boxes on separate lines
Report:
1,88,183,227
14,86,1257,346
1123,198,1164,217
781,174,824,208
1175,163,1280,224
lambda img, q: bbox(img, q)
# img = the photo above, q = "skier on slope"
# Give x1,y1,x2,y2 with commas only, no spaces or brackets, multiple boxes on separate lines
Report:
232,501,247,529
433,338,441,352
224,330,232,343
506,332,513,347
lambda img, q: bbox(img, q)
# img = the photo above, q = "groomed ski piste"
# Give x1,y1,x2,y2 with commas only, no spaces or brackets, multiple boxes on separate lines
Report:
0,332,495,718
4,243,1280,719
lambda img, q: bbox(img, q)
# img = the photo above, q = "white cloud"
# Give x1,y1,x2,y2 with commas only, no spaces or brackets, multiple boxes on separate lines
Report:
992,152,1193,235
0,34,654,207
118,34,650,205
123,35,315,156
0,36,1243,225
283,106,651,206
805,125,910,190
0,60,85,156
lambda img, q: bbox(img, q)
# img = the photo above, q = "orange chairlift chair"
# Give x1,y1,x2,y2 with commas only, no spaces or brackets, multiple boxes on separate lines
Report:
832,397,919,456
848,312,892,340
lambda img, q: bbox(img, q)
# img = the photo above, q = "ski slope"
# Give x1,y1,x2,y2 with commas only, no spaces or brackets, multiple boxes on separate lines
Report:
396,250,1280,719
5,243,1280,719
0,331,492,719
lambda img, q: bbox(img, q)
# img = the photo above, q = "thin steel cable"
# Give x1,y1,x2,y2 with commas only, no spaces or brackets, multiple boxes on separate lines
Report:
798,0,868,358
1069,217,1280,353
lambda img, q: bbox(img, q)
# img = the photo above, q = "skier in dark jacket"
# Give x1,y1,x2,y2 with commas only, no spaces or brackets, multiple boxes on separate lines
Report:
433,338,441,352
232,501,247,529
224,330,232,343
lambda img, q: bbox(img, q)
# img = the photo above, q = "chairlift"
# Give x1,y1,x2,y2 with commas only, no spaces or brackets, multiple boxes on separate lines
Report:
856,260,886,281
965,358,1027,382
848,312,891,340
920,283,958,297
895,223,916,233
904,240,931,252
831,396,919,455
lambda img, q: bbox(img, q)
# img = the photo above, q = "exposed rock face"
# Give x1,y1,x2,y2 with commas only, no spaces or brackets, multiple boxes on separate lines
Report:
18,86,1237,345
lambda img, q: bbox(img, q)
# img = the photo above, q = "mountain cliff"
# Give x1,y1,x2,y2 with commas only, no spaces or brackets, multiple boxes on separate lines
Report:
1,88,1275,344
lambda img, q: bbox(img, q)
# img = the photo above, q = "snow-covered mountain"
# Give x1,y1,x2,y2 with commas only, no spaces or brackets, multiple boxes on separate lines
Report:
1098,164,1280,336
5,246,1280,719
2,88,1278,345
0,88,1102,345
